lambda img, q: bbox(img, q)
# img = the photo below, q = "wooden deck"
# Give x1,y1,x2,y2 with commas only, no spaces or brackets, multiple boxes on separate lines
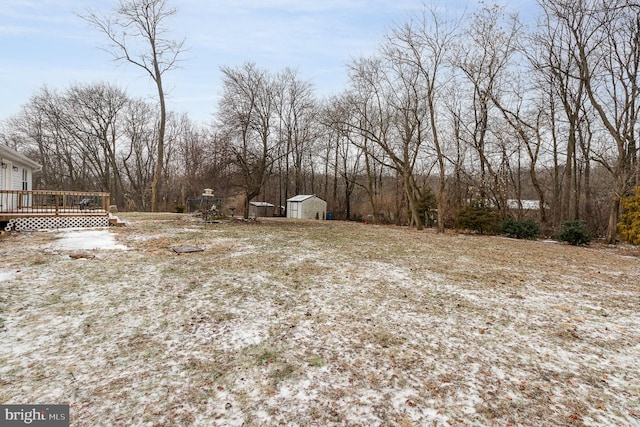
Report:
0,190,110,222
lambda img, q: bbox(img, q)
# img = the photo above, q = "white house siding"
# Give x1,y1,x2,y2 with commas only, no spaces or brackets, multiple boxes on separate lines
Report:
1,145,41,211
0,163,8,211
11,166,21,190
0,162,6,189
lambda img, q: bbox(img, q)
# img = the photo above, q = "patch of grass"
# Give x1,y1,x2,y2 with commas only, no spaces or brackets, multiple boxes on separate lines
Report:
370,329,405,348
256,347,280,365
269,363,296,382
306,355,326,367
183,357,225,379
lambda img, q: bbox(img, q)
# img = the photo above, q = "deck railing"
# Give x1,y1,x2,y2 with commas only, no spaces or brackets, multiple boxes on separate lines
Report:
0,190,110,221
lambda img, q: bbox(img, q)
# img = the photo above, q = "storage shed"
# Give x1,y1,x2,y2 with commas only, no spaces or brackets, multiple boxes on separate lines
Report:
286,195,327,220
249,201,275,218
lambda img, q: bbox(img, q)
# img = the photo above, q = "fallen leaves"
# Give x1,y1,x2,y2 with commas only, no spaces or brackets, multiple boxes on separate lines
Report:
568,413,583,421
69,253,95,259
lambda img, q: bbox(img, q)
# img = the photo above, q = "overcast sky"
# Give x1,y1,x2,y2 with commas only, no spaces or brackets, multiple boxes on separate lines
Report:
1,0,534,124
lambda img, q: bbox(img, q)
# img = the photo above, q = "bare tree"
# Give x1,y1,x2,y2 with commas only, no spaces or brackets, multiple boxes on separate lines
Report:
384,6,460,232
170,115,210,206
455,3,522,212
490,87,549,223
218,63,280,218
119,98,158,210
5,88,75,190
321,95,372,221
273,69,318,213
6,84,133,194
529,2,591,226
64,83,129,201
82,0,186,212
540,0,640,243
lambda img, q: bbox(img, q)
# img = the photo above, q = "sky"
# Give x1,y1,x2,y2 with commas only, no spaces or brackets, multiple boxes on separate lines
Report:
0,0,536,124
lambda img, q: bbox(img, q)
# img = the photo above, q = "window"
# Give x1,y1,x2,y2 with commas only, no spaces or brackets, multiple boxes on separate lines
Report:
22,168,28,190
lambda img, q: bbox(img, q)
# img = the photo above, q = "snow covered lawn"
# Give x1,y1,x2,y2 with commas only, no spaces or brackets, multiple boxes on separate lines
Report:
1,213,639,426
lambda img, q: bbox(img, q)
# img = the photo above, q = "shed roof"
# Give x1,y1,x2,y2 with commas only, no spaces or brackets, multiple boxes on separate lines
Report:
250,201,274,207
287,195,319,202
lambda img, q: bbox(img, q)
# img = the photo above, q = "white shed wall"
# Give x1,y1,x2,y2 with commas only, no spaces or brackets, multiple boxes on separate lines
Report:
286,200,299,218
301,197,326,219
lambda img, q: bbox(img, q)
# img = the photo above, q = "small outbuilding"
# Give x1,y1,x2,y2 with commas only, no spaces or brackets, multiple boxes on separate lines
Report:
249,201,275,218
286,195,327,220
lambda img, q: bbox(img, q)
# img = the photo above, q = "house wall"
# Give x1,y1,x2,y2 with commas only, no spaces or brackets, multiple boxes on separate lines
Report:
0,163,8,211
1,162,34,210
1,146,41,213
11,165,19,190
0,162,7,191
1,163,32,191
12,165,25,190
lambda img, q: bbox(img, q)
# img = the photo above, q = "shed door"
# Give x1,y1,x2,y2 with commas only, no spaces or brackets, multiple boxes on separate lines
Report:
290,202,299,218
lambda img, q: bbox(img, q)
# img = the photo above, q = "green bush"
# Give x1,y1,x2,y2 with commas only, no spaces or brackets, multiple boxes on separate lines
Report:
501,217,540,240
618,187,640,245
557,220,592,245
454,201,499,234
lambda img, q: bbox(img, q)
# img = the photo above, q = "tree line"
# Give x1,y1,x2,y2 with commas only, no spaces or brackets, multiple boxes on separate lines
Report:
1,0,638,243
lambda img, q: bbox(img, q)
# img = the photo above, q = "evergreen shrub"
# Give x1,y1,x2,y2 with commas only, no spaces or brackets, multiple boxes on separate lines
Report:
501,217,540,240
454,201,499,234
557,220,592,245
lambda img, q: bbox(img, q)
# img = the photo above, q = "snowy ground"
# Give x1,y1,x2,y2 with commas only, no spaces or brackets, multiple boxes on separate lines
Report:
1,213,639,426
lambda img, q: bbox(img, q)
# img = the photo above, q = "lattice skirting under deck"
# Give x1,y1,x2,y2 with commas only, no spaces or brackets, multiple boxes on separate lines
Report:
4,216,110,231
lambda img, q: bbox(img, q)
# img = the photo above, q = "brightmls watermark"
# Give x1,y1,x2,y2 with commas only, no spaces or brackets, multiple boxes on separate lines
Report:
0,405,69,426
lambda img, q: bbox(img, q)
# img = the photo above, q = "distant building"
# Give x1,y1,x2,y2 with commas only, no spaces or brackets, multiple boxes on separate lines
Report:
506,199,543,210
249,201,275,218
286,195,327,220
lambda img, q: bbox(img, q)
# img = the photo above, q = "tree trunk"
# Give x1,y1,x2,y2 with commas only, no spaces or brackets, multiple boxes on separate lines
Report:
362,140,378,224
405,171,423,230
606,196,620,244
151,67,166,212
